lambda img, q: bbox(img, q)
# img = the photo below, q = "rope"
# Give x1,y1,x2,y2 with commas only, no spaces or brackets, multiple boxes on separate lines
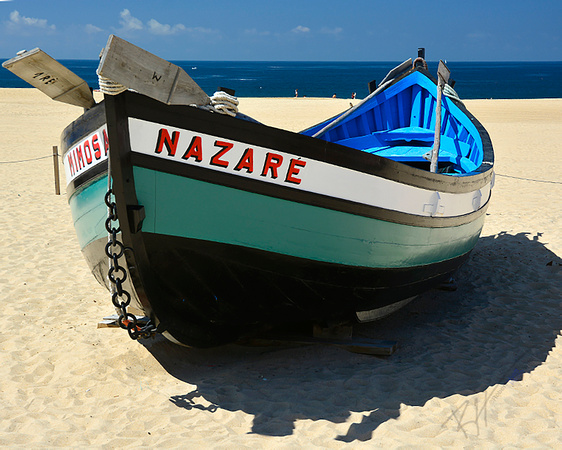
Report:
443,83,463,104
411,57,463,105
208,91,239,117
413,57,428,70
0,154,55,164
97,74,127,95
495,173,562,185
96,73,239,118
2,156,558,188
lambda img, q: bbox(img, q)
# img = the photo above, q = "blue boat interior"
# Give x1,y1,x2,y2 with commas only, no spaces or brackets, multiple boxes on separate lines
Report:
301,71,484,175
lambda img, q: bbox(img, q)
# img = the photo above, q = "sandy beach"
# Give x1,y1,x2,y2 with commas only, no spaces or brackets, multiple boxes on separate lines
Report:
0,89,560,447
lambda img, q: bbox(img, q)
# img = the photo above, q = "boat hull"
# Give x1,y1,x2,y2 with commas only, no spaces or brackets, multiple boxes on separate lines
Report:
61,71,493,347
71,165,484,346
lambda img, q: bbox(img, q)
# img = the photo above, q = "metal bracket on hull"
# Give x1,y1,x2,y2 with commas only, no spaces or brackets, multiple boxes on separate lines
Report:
97,314,151,328
127,204,145,234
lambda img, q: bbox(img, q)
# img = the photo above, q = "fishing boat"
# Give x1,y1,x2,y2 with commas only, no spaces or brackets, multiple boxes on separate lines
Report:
4,38,493,348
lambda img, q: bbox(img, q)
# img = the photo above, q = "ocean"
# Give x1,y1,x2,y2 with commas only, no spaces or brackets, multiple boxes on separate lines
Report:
1,60,561,99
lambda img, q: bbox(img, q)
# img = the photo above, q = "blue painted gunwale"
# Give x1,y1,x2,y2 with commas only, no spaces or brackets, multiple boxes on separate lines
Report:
303,71,484,174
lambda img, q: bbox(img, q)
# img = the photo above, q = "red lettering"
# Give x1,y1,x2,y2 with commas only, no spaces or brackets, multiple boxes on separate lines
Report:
182,136,203,162
92,134,101,159
210,140,233,168
234,148,254,173
103,129,109,155
76,145,85,169
261,153,283,179
72,150,78,173
67,153,75,176
154,128,180,156
83,140,93,164
285,159,307,184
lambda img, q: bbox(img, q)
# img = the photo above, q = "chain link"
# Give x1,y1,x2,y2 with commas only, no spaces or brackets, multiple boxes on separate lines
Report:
104,188,156,340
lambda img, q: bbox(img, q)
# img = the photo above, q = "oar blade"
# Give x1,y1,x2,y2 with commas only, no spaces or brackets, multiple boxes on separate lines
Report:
97,35,210,106
437,60,451,84
2,48,95,108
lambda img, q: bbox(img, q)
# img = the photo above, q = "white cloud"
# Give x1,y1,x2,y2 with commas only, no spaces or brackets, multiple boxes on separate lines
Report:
320,26,343,35
85,24,103,34
291,25,310,34
117,9,189,36
244,28,271,36
147,19,186,36
119,9,143,32
186,26,217,34
8,10,56,30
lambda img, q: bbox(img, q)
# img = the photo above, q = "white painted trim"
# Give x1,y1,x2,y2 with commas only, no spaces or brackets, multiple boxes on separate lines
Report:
63,125,108,186
129,118,491,218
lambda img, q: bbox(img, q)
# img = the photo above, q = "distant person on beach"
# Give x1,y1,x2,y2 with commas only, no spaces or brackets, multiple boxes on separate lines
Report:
332,93,337,98
351,92,356,99
295,89,298,97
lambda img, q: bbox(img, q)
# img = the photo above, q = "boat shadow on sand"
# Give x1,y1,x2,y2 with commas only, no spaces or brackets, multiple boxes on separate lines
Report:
141,231,561,441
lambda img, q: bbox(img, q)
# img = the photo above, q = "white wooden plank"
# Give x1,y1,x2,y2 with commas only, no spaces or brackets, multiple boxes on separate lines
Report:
2,48,95,108
97,35,210,106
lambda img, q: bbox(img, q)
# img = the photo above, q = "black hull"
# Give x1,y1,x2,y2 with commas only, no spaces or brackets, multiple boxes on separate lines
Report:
83,232,469,347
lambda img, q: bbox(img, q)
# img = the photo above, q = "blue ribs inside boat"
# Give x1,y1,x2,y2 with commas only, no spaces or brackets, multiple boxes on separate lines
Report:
301,70,483,174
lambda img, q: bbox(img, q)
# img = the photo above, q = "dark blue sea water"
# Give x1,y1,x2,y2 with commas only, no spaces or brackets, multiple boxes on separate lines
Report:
1,60,561,99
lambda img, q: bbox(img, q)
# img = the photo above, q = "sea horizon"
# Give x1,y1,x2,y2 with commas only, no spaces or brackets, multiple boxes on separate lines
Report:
2,60,561,99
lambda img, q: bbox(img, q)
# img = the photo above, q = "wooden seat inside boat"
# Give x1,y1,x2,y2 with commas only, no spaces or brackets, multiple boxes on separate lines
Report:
336,126,478,173
369,145,478,173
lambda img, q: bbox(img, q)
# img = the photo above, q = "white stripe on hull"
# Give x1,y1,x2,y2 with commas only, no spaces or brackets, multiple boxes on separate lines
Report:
128,118,491,219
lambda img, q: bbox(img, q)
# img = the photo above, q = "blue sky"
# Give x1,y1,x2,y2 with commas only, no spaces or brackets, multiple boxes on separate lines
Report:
1,0,560,61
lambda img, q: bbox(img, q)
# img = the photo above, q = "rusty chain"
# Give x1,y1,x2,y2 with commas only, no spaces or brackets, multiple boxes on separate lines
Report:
104,188,156,340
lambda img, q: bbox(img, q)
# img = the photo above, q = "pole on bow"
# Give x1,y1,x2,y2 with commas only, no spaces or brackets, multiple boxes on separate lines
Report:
430,60,451,173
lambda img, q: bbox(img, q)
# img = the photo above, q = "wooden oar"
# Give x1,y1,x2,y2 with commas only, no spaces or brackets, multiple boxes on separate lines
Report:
430,60,451,173
2,48,95,109
97,35,211,106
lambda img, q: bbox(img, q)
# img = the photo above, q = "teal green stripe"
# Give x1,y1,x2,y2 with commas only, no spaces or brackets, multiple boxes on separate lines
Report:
135,167,484,268
69,175,110,249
